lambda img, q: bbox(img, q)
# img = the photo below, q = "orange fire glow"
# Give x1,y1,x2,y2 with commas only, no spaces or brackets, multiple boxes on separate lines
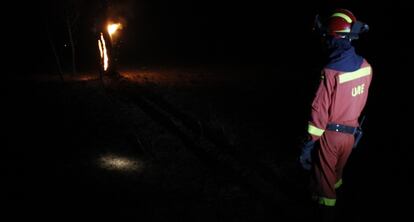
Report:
107,23,122,39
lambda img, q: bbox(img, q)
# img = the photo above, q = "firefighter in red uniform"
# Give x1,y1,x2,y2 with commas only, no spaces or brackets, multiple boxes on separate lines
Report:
299,9,371,221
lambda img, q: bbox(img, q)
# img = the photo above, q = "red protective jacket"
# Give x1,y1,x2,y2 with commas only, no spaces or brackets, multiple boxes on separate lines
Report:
308,59,372,140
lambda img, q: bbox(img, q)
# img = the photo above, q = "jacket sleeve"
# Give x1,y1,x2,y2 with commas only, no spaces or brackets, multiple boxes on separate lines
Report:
308,70,335,141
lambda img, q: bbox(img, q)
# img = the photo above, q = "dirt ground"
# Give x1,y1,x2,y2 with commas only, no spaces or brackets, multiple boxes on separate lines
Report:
5,65,410,221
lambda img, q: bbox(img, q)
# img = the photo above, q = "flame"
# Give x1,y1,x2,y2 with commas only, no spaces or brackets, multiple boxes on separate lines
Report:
107,23,122,38
98,33,109,71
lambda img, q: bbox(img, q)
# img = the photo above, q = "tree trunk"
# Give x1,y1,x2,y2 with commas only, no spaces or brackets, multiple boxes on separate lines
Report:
97,0,119,77
66,18,77,75
45,22,64,82
102,30,115,75
98,33,104,82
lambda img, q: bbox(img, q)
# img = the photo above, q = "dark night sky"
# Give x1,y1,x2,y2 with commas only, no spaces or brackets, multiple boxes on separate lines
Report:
7,0,409,76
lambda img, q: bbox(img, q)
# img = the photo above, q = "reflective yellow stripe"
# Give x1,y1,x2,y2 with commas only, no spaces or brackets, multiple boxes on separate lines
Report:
318,197,336,206
336,28,351,33
339,67,371,84
331,13,353,23
335,179,343,189
308,124,325,136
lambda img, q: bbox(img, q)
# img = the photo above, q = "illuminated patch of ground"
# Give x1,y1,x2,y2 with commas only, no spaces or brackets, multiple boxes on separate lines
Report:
99,154,144,172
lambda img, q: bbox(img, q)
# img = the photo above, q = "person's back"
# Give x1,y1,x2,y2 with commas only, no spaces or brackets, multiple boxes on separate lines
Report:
299,8,372,221
309,37,372,138
326,58,372,126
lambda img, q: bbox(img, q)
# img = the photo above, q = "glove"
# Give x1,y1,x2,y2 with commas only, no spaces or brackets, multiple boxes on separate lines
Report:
299,140,315,171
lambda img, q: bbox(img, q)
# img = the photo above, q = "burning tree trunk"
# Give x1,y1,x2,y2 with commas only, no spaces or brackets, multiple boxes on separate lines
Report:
97,23,122,77
98,29,112,74
96,0,122,78
97,33,107,79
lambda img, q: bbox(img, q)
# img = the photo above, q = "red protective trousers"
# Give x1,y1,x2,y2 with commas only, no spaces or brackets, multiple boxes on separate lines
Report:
311,130,354,206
